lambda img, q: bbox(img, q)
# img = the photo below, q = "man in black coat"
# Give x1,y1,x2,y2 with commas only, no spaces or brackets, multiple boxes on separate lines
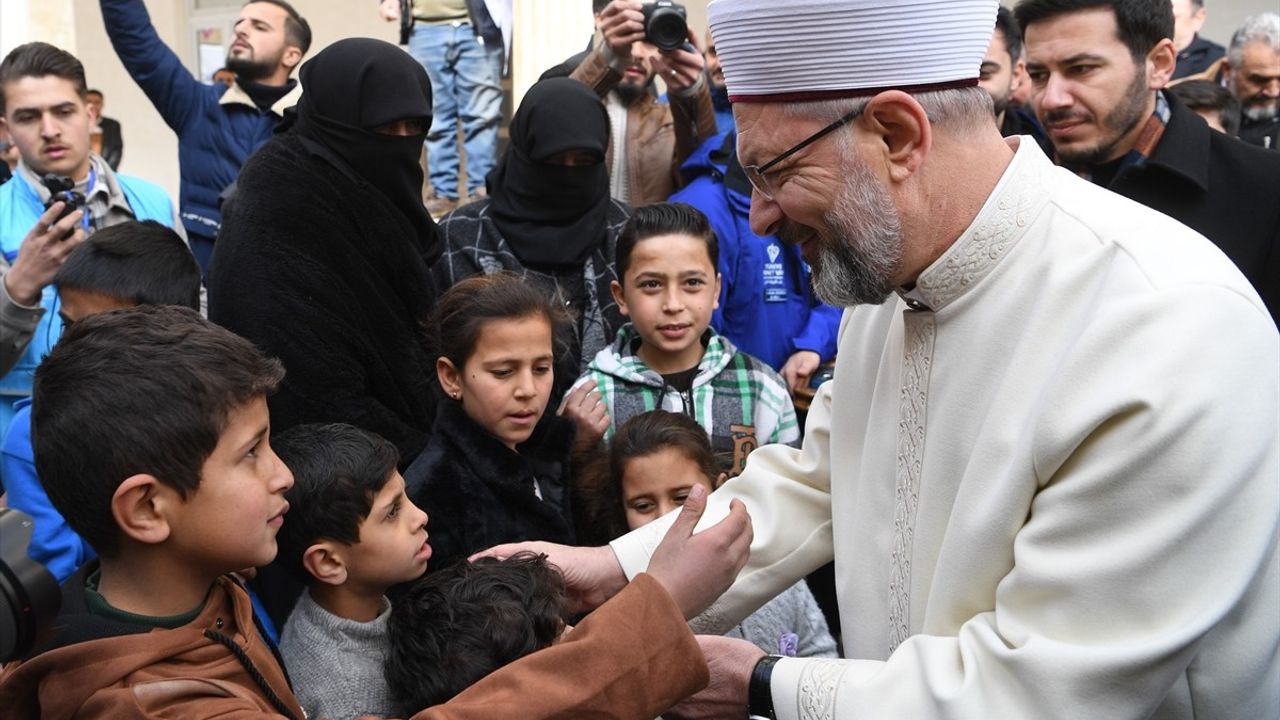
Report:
1020,0,1280,324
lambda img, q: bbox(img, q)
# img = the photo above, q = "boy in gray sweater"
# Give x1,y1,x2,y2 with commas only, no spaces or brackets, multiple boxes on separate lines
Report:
274,423,432,720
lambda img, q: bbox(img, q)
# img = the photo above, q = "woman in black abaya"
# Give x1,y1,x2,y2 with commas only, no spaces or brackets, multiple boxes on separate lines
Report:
210,38,442,468
431,77,630,405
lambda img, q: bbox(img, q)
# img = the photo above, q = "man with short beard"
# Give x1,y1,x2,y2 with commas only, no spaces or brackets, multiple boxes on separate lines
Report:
547,0,717,207
101,0,310,273
1224,13,1280,150
1021,0,1280,322
479,0,1279,717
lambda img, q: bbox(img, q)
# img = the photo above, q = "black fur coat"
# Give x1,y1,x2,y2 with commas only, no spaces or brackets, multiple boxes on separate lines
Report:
404,401,576,572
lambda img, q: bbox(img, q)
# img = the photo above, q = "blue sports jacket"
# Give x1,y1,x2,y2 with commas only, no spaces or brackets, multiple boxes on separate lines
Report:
670,131,840,371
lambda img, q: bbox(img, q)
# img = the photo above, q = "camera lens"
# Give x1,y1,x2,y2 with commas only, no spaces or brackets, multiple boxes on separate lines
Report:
644,2,688,52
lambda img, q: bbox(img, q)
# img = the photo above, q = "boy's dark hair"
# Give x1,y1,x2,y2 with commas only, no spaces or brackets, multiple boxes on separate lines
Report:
246,0,313,55
53,220,201,310
616,203,719,283
272,423,401,584
1014,0,1174,62
0,42,88,116
431,272,568,374
592,0,610,14
86,88,103,99
585,410,720,537
1168,79,1241,135
31,306,284,557
995,6,1024,62
386,553,566,712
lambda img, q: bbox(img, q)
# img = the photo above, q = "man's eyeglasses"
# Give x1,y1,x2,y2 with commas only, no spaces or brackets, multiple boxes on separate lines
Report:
742,106,864,200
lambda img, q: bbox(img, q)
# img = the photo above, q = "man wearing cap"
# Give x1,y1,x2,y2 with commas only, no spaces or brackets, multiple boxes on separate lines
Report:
483,0,1280,717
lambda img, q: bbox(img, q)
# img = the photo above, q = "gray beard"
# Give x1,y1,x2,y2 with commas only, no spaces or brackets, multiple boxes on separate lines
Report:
807,154,905,308
1242,101,1279,123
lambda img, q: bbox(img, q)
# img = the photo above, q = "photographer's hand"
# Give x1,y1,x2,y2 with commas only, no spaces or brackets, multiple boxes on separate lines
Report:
653,27,707,95
600,0,646,66
5,203,85,307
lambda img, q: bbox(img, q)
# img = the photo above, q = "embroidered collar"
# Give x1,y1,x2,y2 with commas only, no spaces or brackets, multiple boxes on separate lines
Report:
910,137,1055,312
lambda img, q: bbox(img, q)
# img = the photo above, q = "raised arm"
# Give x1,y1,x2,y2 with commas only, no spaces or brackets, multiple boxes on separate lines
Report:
100,0,206,132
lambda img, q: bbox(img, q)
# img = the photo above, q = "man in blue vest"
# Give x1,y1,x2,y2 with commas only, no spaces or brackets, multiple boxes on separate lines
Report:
0,42,180,440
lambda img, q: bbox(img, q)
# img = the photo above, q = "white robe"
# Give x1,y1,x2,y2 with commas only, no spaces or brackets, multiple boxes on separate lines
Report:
611,139,1280,719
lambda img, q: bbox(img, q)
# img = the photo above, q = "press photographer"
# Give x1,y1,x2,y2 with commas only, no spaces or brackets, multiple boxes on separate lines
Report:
543,0,717,207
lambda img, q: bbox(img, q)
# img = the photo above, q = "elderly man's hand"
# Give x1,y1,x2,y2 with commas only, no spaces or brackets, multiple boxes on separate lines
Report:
471,541,628,613
599,0,646,65
378,0,400,22
5,203,85,306
646,483,752,619
665,635,765,720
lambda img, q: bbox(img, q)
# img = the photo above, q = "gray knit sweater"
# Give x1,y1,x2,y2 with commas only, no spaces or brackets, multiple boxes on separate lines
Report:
279,589,397,720
724,581,838,658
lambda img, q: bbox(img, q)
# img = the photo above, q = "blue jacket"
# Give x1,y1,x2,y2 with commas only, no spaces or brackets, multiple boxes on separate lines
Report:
101,0,300,240
2,400,94,582
0,168,175,399
669,131,840,371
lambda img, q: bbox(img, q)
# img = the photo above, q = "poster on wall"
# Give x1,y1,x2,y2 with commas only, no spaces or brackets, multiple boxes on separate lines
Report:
196,26,228,84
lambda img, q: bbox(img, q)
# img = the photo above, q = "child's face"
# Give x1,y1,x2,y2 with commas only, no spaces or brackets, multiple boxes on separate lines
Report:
612,234,721,375
168,396,294,573
345,470,432,588
621,447,716,530
440,315,554,450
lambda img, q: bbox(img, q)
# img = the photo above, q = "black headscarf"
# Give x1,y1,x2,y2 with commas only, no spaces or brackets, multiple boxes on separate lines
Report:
487,78,611,268
291,38,439,260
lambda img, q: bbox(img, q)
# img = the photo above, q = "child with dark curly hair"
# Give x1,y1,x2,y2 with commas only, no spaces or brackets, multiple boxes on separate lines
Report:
385,553,567,712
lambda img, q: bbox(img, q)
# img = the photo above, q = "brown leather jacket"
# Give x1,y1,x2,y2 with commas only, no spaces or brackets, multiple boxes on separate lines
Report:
0,571,706,719
571,47,719,207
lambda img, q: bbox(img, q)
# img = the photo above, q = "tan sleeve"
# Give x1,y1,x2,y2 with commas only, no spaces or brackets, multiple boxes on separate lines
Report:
569,47,623,100
410,573,709,720
668,79,718,172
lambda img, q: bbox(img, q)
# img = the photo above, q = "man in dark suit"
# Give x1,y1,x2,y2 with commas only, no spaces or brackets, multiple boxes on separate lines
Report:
84,89,122,171
1020,0,1280,324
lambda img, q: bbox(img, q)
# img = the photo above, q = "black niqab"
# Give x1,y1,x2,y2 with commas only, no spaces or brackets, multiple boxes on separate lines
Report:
487,78,611,268
292,38,439,260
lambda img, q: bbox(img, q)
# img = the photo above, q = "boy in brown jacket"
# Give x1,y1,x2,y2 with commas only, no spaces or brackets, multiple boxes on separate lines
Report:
0,305,752,719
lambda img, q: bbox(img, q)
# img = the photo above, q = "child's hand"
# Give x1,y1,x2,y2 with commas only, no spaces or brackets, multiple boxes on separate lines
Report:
558,381,610,452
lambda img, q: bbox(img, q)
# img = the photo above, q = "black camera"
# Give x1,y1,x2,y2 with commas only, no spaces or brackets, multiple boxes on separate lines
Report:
40,173,87,224
642,0,689,52
0,508,61,663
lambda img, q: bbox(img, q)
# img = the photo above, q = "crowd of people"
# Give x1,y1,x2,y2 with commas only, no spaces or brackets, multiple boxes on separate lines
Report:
0,0,1276,718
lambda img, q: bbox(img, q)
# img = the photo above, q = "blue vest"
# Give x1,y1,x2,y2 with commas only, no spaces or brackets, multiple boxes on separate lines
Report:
0,171,175,397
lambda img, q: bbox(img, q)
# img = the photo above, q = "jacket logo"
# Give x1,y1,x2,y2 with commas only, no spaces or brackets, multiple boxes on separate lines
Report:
730,424,758,477
767,243,781,263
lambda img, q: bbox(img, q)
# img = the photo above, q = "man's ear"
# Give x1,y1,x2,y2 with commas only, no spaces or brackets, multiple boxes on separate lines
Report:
282,46,304,72
302,541,348,586
111,474,175,546
859,90,931,184
437,357,463,400
611,279,630,317
1147,38,1178,90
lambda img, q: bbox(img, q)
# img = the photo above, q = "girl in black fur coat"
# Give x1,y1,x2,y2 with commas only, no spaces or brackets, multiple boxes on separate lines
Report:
404,274,578,571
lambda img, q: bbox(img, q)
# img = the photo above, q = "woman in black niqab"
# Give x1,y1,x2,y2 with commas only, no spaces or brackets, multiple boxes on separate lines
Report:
487,77,612,268
290,37,440,260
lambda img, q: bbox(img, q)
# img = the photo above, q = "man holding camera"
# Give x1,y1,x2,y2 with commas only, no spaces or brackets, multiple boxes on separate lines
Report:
0,43,181,429
561,0,717,207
